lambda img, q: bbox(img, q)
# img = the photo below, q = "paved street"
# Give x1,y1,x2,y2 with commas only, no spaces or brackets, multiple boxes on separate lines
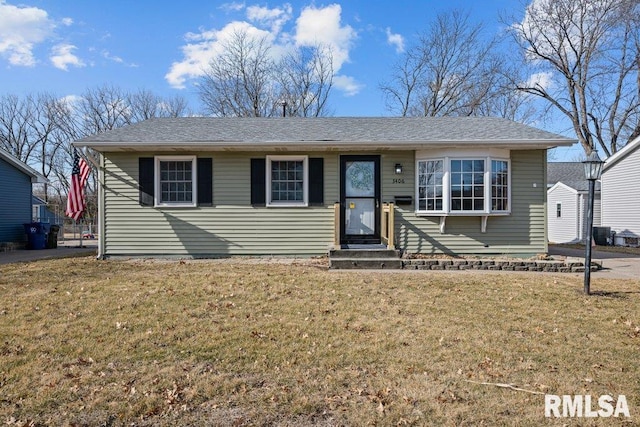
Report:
0,238,97,265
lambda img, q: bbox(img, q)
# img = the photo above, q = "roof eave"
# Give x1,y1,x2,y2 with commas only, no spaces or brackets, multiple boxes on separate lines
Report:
74,138,575,152
0,150,48,183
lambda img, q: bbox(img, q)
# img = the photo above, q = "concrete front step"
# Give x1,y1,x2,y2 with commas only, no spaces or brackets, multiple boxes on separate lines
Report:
329,249,400,259
329,248,403,269
329,258,403,269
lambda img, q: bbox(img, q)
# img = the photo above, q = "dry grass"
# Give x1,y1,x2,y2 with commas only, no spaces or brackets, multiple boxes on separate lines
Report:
0,257,639,426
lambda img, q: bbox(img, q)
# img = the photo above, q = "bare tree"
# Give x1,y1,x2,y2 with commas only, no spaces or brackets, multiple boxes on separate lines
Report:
381,10,531,120
0,94,38,162
128,89,189,121
198,29,277,117
76,84,133,134
508,0,640,156
277,44,334,117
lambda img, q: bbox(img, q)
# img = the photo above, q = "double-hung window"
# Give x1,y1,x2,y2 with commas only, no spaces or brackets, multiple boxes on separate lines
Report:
155,156,197,207
416,155,510,215
418,160,444,212
491,160,509,212
450,159,485,212
266,155,308,207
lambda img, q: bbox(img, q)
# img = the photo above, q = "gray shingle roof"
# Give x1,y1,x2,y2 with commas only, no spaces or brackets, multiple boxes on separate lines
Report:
548,162,601,192
75,117,575,150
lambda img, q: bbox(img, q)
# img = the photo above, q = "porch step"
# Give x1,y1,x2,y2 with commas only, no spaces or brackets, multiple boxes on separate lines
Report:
329,248,402,269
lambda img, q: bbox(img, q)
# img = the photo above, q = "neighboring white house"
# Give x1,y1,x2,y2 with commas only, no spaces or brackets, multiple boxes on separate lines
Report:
547,162,601,244
601,136,640,246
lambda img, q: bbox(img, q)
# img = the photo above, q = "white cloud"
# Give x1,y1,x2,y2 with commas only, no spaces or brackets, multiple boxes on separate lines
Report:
333,75,363,97
166,21,273,89
102,50,123,63
0,1,55,66
294,4,356,71
61,17,73,26
247,4,292,33
50,43,85,70
60,94,82,107
526,71,553,91
220,2,246,13
385,27,404,53
166,3,360,96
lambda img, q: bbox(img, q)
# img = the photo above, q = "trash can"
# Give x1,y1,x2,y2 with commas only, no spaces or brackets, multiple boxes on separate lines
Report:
592,226,611,246
46,225,60,249
23,222,49,250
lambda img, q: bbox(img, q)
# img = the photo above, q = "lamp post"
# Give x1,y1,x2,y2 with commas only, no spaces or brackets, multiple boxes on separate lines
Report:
582,150,604,295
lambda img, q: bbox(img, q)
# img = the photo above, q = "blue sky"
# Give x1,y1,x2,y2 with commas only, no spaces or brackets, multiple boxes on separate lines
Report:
0,0,582,159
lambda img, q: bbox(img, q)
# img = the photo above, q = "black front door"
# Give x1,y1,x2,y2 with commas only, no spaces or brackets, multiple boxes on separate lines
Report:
340,155,381,244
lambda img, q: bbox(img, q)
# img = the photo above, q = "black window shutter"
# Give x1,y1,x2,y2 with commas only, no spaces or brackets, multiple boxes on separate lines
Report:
139,157,154,206
251,158,266,206
309,157,324,206
197,158,213,206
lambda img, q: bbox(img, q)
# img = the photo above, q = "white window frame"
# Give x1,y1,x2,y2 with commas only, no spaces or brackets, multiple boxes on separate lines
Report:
266,155,309,207
449,157,487,214
154,155,197,208
556,202,562,218
417,158,446,214
490,159,511,214
415,154,511,216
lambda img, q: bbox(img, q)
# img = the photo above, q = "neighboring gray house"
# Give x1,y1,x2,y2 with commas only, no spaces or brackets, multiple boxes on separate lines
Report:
73,117,574,259
601,135,640,246
547,162,601,244
0,149,47,246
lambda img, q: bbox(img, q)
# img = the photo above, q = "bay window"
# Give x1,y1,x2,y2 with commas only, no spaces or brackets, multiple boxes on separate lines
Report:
416,156,510,215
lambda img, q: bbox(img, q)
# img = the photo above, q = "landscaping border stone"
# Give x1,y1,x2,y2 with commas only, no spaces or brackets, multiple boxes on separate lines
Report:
401,258,600,272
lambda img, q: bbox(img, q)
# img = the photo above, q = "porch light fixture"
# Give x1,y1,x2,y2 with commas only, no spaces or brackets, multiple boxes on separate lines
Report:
394,163,403,174
582,150,604,295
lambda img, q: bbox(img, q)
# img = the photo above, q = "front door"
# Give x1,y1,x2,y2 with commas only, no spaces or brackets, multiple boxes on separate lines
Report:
340,155,381,245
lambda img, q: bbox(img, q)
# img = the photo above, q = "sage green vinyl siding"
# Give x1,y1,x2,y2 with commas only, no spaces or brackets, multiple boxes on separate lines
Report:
102,149,546,257
394,150,547,257
103,152,337,256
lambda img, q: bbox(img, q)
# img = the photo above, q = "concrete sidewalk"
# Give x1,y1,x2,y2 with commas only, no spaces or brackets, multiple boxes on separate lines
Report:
0,239,97,265
548,245,640,280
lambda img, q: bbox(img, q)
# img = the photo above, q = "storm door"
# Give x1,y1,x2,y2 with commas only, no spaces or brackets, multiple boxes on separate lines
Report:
340,155,381,244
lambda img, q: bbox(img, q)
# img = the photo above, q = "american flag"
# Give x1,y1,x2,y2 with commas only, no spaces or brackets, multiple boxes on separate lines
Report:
65,149,91,221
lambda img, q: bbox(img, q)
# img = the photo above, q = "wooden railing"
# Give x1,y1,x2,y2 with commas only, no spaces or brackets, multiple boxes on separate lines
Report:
381,202,395,250
333,202,341,247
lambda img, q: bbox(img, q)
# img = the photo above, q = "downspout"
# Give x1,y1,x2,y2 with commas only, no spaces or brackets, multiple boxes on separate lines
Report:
543,153,548,253
578,193,584,243
97,153,105,259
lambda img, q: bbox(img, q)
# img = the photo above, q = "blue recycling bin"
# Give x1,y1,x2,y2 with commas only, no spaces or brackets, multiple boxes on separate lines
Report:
23,222,50,250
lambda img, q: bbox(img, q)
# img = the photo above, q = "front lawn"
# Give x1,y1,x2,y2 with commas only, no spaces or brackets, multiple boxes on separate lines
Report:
0,258,638,425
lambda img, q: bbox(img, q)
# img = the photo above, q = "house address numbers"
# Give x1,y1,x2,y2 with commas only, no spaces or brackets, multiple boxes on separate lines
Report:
392,178,405,184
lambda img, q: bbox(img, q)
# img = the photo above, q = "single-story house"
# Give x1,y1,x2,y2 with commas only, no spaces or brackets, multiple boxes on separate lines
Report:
601,135,640,246
547,162,601,244
0,149,47,246
73,117,574,259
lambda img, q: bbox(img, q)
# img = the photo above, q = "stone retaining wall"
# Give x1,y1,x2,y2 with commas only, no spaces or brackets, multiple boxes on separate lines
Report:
402,259,600,272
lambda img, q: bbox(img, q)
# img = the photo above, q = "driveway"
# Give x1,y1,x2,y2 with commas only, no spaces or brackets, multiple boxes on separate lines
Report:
549,245,640,280
0,239,97,265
